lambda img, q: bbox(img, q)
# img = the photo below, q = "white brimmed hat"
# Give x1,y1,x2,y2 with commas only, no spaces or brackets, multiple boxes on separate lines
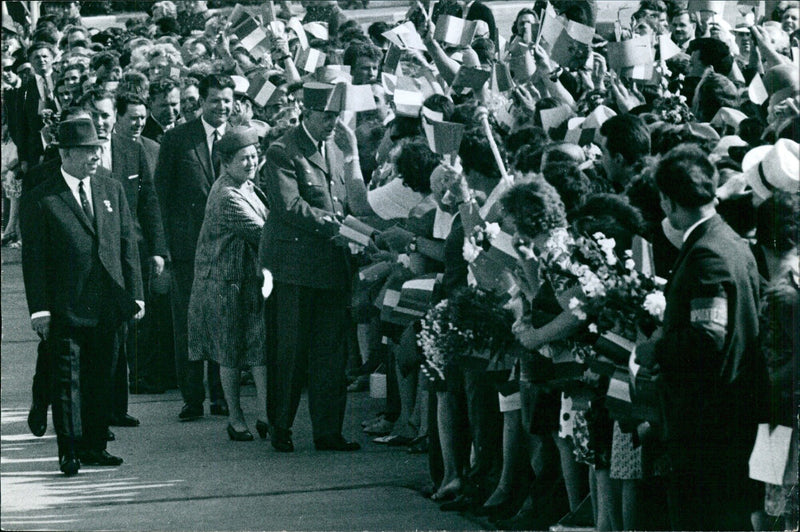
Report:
742,139,800,201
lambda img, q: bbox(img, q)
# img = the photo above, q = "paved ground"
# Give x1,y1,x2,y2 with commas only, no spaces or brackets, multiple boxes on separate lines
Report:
0,248,482,531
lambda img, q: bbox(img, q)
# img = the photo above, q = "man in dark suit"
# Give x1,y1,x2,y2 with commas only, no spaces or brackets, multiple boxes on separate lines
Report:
259,82,372,452
114,91,174,393
155,74,234,421
12,41,57,187
635,145,768,530
20,118,144,476
141,77,181,145
81,89,169,423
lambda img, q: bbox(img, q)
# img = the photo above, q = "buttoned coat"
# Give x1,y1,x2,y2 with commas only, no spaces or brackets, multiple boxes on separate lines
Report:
110,133,168,259
652,214,767,470
153,117,216,263
258,124,352,290
11,74,54,168
188,174,269,368
20,171,143,327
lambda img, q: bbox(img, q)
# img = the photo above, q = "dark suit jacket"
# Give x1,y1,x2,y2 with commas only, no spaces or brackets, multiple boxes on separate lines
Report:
139,135,160,176
652,214,767,470
20,171,143,327
154,117,216,263
11,74,55,168
111,134,168,259
258,124,351,290
141,116,166,145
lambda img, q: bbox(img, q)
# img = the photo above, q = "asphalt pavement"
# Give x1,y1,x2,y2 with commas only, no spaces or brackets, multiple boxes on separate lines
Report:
1,248,481,531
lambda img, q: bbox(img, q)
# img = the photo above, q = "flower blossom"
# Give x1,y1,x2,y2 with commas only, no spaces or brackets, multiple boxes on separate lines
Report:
643,291,666,321
463,238,482,263
484,222,501,239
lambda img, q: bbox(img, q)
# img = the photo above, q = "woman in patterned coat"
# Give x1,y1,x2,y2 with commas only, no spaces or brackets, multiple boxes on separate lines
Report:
188,126,270,441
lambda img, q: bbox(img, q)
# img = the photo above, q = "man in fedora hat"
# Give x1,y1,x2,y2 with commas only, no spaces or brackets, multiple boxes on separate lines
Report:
20,118,144,476
259,81,371,453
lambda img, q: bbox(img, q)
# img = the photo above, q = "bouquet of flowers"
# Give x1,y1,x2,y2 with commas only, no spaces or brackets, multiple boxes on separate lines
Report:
551,232,667,424
652,91,694,125
418,286,517,383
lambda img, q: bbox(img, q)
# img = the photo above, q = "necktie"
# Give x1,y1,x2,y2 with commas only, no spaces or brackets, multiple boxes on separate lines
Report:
78,180,94,225
212,129,221,178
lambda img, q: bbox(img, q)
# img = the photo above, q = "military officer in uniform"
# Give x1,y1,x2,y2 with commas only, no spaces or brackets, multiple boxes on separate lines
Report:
259,82,371,453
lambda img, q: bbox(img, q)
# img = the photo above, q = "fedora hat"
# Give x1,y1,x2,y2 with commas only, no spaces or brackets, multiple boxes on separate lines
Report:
54,118,105,148
742,139,800,201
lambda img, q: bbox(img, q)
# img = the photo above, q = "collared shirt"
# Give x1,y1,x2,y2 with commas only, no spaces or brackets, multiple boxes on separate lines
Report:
34,73,53,101
200,116,226,156
62,167,93,216
99,139,112,171
682,213,716,244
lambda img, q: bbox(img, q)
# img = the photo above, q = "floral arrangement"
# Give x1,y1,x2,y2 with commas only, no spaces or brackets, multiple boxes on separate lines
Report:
550,232,666,342
418,286,517,382
652,91,694,125
463,221,502,263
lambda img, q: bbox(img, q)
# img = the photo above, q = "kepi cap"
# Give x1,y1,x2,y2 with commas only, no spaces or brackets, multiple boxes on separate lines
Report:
302,82,336,111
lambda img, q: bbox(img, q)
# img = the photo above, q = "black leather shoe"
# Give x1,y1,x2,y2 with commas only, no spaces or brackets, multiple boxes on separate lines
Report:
28,403,47,437
227,424,254,441
110,414,140,427
209,403,229,416
179,403,203,421
59,454,80,476
255,420,269,440
106,429,115,441
314,435,361,451
271,427,294,452
78,450,123,466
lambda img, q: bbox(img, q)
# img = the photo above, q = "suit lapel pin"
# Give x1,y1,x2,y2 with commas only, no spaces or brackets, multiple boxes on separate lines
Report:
103,200,113,212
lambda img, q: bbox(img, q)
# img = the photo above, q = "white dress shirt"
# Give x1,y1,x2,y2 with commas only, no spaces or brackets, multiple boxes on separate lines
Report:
682,213,716,244
62,167,93,217
200,117,226,156
99,140,112,171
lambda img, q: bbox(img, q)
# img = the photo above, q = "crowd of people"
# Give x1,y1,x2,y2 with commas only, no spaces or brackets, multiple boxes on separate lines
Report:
2,0,798,530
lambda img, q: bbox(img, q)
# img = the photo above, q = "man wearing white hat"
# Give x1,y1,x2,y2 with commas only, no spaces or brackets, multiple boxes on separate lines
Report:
743,138,800,201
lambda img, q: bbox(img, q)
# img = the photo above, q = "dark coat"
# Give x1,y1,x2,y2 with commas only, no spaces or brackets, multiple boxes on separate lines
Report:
652,214,767,470
154,117,216,263
12,74,55,168
258,124,352,290
139,135,160,176
20,171,143,327
110,134,168,259
141,116,166,145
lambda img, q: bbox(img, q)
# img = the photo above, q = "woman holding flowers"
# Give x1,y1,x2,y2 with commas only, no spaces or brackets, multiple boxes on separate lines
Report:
501,177,590,527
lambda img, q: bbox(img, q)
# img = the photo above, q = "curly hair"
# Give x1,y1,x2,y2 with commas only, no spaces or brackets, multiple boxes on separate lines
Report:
541,161,593,216
146,42,184,67
571,193,646,251
500,174,568,239
395,138,441,194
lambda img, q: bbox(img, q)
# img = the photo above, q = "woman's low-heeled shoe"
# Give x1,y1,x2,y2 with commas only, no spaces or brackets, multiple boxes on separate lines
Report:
227,424,254,441
255,420,269,440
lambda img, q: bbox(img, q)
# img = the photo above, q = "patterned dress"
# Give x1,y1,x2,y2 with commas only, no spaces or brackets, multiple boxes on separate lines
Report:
188,175,269,369
538,228,612,469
